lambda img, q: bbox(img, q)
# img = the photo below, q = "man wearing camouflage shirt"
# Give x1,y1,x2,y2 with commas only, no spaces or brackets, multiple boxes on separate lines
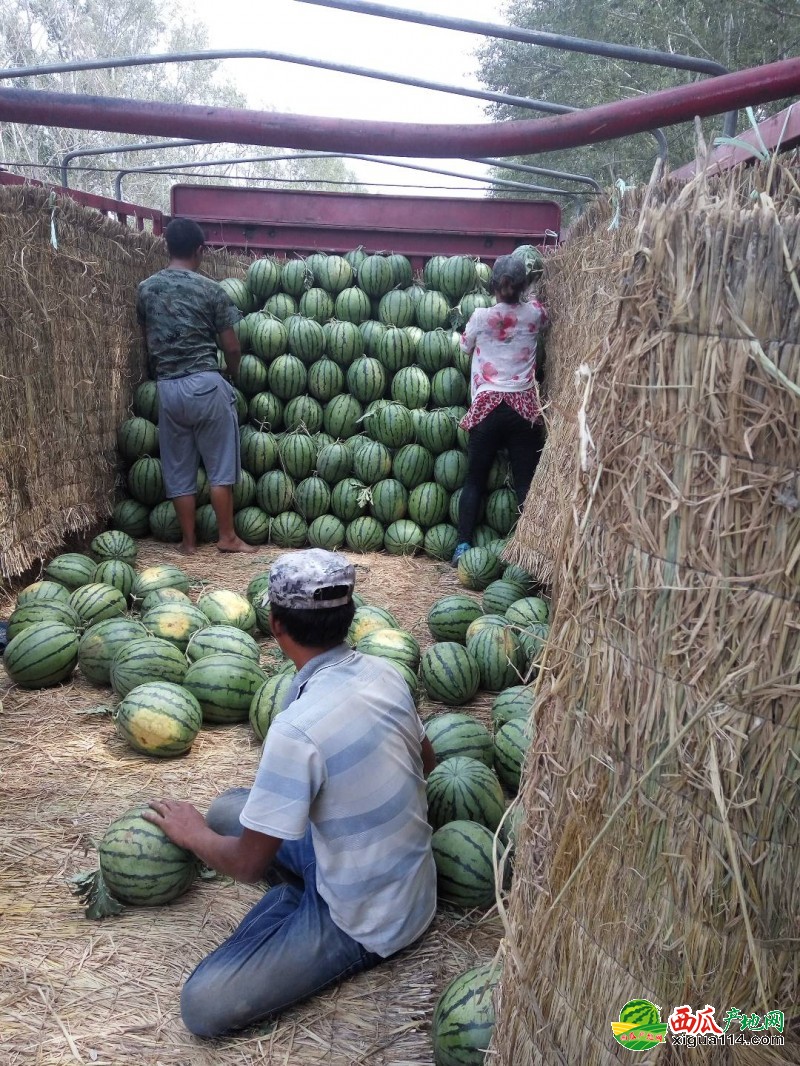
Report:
136,217,255,554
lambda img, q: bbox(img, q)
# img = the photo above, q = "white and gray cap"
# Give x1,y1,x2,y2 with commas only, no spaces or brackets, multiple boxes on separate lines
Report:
268,549,355,610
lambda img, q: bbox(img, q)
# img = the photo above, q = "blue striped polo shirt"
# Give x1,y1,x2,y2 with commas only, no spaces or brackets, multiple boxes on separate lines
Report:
239,644,437,957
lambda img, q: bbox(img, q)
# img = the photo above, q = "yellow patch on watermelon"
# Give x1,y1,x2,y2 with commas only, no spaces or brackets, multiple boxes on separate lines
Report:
128,708,187,751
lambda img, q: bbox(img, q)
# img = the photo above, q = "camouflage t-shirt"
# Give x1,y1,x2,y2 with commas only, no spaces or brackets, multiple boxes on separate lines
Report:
136,268,242,380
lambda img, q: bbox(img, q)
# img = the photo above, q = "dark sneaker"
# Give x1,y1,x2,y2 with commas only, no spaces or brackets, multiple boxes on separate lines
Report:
450,542,471,567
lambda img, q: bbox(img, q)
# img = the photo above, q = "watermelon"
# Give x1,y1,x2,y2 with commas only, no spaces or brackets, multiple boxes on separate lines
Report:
278,432,317,480
308,514,346,550
114,681,203,758
408,482,449,529
481,580,528,616
494,717,532,792
16,579,71,608
359,319,387,357
280,258,312,296
345,516,384,553
91,529,137,567
187,625,260,664
246,256,282,302
141,602,209,652
249,672,296,742
386,253,413,288
500,564,536,594
432,963,497,1066
352,440,392,485
368,402,414,449
3,620,80,688
110,637,189,697
431,367,467,408
384,519,424,556
457,548,503,591
464,614,508,644
370,479,408,524
316,442,353,485
377,325,415,370
131,565,190,602
427,595,483,644
349,604,400,644
334,287,372,325
356,627,420,670
314,254,354,294
117,416,158,461
505,597,550,626
485,487,518,536
425,711,493,766
148,500,182,542
298,288,335,327
139,587,191,614
111,498,152,538
347,356,386,404
416,290,451,331
197,589,256,634
323,394,363,439
256,469,295,516
44,553,96,590
331,477,368,523
293,476,331,521
420,644,480,707
271,510,308,548
250,316,288,362
467,624,524,692
417,330,453,375
94,807,196,908
441,256,479,303
133,379,159,422
7,600,81,641
219,277,254,313
357,255,394,297
490,686,533,731
68,583,128,627
393,444,435,490
307,358,345,403
423,256,447,291
378,291,414,329
426,756,506,832
77,617,149,685
391,365,430,409
423,523,459,562
267,354,307,401
431,820,499,909
183,653,267,724
234,354,269,398
127,456,166,507
416,408,457,452
433,450,468,493
264,292,297,320
619,1000,661,1028
234,506,271,545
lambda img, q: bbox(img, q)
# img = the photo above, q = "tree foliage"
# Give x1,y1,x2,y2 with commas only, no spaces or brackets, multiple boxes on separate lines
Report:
476,0,800,202
0,0,359,211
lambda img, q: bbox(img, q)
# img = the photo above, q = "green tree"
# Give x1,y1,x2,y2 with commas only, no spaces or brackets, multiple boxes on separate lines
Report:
476,0,800,199
0,0,360,211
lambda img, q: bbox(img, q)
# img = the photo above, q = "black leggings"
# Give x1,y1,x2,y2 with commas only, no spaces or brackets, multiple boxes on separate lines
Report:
457,402,546,542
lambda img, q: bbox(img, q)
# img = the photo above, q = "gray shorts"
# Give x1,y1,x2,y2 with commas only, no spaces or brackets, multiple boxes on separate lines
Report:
157,372,240,498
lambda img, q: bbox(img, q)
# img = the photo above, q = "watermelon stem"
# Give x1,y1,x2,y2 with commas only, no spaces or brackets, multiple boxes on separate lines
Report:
76,704,115,717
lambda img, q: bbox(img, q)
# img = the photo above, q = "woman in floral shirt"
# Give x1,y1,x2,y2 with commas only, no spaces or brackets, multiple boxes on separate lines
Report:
452,254,548,565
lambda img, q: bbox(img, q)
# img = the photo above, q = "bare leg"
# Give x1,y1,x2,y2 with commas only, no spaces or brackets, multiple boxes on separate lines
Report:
171,494,198,555
211,485,257,553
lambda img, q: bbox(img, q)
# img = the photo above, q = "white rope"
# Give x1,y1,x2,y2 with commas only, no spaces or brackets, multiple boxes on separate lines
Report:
575,362,595,472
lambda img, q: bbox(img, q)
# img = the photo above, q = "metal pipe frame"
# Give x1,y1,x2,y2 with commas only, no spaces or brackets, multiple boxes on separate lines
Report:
113,150,579,201
60,138,210,188
0,57,794,155
3,47,668,167
298,0,738,136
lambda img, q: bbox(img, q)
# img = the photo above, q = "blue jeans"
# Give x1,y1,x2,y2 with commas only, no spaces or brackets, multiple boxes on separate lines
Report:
181,788,383,1037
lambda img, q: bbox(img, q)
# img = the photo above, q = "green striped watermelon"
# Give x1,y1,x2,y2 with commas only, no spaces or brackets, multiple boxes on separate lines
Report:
195,505,219,542
114,681,203,758
294,476,331,520
268,354,307,401
353,440,392,485
314,254,354,294
250,315,288,361
265,292,298,321
246,256,282,302
431,367,467,407
500,564,536,594
368,402,414,449
383,519,424,556
467,623,524,691
416,408,457,453
183,653,267,724
127,456,166,507
111,498,152,538
386,253,413,288
358,319,386,357
323,394,363,439
7,600,81,640
283,395,323,434
416,290,451,331
420,645,480,707
234,354,269,398
391,365,431,410
256,469,295,516
44,553,97,590
186,624,260,664
249,671,296,741
271,510,308,548
308,514,346,550
378,325,415,370
92,559,136,601
331,477,368,523
3,620,80,687
278,432,317,480
426,756,505,832
233,505,270,545
95,807,196,907
432,962,497,1066
378,290,414,329
490,686,533,731
427,595,483,643
307,358,345,403
77,617,148,685
298,288,334,326
433,450,468,493
131,565,190,602
139,588,190,613
356,627,420,670
481,580,528,616
16,580,70,608
133,379,159,422
117,416,158,462
423,523,459,562
316,442,353,484
219,277,255,313
68,582,128,627
425,711,493,766
148,500,181,543
464,614,507,644
431,820,499,909
393,444,435,490
505,597,549,626
197,589,256,634
234,469,260,509
357,255,394,298
346,515,384,553
408,482,449,529
334,287,372,325
493,717,531,792
280,258,312,296
110,637,189,697
347,356,386,404
417,330,453,375
441,256,479,303
370,478,408,524
349,604,400,644
141,601,209,652
457,548,503,591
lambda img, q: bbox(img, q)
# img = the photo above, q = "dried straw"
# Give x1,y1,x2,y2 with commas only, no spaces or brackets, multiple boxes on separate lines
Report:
493,155,800,1065
0,187,247,586
0,543,503,1065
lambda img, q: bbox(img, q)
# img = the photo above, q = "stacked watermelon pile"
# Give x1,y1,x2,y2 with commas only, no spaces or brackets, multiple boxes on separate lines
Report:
111,249,527,559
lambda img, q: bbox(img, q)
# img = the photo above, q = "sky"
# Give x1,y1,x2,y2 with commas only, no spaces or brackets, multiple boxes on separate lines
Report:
189,0,513,195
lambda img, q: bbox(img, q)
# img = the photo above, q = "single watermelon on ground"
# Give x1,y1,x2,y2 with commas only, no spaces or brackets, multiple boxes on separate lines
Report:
432,962,498,1066
431,819,500,909
114,681,203,758
426,756,506,832
419,644,480,707
424,711,493,767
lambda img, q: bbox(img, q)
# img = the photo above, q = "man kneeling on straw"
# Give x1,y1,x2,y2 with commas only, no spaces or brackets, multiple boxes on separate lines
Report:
146,548,438,1038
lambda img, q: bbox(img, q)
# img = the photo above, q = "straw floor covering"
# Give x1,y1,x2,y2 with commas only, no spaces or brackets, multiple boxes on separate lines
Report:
0,543,505,1066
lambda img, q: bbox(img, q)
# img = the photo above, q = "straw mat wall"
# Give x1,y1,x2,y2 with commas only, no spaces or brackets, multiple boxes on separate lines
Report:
494,158,800,1064
0,187,244,584
505,189,651,584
